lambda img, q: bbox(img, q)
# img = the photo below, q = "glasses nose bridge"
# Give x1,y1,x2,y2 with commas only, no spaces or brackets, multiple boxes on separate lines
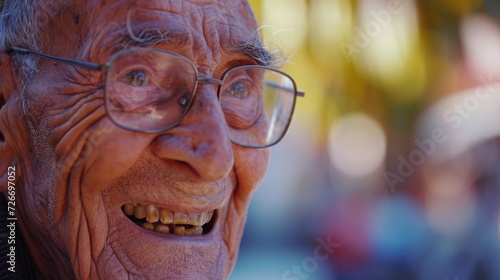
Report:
197,76,223,89
195,76,224,99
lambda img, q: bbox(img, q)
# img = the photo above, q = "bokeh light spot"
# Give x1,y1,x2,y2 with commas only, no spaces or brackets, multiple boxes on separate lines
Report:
328,113,386,178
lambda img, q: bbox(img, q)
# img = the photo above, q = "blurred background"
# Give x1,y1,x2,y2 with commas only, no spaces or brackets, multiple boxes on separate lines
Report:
230,0,500,279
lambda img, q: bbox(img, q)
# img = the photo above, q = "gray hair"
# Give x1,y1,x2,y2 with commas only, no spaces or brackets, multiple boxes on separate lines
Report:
0,0,69,80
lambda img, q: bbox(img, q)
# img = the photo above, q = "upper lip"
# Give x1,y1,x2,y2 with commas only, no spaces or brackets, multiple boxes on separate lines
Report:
120,181,231,213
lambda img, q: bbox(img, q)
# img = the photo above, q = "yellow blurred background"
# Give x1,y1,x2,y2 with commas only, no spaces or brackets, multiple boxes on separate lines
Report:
231,0,500,279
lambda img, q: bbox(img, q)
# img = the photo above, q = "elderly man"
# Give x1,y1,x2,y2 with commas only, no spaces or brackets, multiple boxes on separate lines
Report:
0,0,303,279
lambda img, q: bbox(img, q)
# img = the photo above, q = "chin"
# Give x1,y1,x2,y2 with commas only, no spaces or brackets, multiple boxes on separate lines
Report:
90,195,240,279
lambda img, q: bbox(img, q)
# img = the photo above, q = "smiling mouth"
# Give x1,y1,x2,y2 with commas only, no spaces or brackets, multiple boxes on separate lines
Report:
122,203,215,236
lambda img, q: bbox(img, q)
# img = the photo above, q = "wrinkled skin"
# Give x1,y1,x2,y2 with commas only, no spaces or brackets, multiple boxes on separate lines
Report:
0,0,269,279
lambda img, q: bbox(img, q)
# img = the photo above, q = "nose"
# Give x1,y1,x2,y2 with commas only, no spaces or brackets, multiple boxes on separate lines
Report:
150,84,234,181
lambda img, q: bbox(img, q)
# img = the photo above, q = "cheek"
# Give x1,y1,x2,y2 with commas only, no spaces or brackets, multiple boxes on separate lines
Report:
234,147,269,198
20,73,155,209
80,126,154,188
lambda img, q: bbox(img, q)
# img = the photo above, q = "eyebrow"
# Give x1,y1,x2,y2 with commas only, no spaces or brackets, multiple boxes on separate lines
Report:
233,39,275,66
114,30,275,67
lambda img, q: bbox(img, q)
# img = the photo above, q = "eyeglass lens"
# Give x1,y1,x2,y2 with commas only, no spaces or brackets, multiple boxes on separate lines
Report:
105,48,297,148
220,66,296,147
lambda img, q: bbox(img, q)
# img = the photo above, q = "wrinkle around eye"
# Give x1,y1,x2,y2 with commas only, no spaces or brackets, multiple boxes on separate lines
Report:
48,85,107,155
58,58,103,88
52,101,107,157
51,86,103,107
221,100,259,129
108,83,161,112
48,87,104,124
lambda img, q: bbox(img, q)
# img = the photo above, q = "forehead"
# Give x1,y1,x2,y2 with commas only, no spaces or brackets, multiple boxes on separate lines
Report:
78,0,260,67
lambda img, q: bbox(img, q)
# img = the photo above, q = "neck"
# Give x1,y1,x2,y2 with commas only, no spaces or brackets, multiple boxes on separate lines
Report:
11,192,76,279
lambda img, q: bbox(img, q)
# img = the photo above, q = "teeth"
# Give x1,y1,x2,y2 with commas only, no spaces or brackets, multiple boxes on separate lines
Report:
134,204,146,219
185,226,204,236
173,226,185,235
123,203,135,216
185,227,196,236
155,224,170,234
146,205,159,223
142,222,155,231
173,212,188,224
123,203,214,236
187,213,199,225
199,212,209,225
195,226,203,235
160,208,173,224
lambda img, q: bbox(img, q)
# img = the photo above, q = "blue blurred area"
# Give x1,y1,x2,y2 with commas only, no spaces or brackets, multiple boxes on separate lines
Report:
231,100,500,280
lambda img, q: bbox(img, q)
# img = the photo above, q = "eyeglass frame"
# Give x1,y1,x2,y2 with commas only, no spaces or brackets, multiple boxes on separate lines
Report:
7,46,305,148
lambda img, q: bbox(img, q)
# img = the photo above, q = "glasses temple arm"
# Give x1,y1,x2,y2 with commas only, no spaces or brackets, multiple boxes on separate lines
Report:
265,80,305,97
8,46,103,71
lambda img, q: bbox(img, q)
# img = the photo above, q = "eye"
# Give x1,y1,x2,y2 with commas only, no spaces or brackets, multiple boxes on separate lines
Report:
122,70,148,87
226,80,251,98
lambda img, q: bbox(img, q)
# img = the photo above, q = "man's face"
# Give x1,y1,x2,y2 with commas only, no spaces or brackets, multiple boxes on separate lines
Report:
1,0,268,278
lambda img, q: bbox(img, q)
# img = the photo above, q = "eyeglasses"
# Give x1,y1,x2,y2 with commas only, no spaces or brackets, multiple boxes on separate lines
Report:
8,46,305,148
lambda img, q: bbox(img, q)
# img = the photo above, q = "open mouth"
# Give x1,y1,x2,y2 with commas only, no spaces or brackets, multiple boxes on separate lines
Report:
122,203,215,236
